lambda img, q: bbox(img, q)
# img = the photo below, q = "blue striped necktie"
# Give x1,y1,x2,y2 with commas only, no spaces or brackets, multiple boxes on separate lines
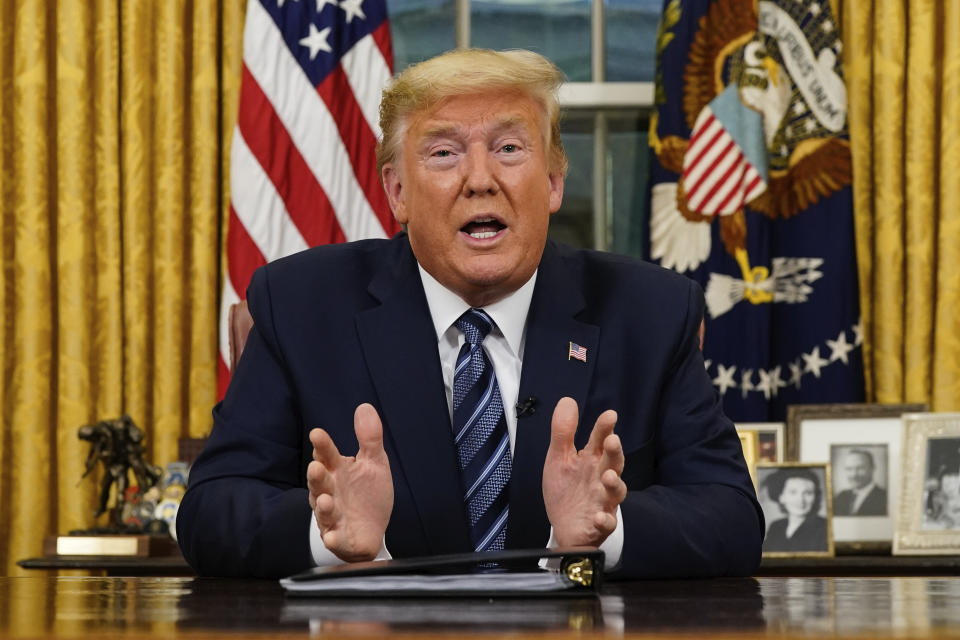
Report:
453,308,511,552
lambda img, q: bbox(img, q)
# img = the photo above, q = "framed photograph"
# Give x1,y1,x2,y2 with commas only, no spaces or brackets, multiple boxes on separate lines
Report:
737,422,785,463
738,430,759,487
786,403,926,552
757,462,834,557
893,413,960,555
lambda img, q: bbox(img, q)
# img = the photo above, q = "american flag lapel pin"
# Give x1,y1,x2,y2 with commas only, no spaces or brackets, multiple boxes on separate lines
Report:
568,341,587,363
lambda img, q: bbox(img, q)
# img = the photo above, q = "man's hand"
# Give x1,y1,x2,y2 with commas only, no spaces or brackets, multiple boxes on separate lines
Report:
307,403,394,562
542,397,626,547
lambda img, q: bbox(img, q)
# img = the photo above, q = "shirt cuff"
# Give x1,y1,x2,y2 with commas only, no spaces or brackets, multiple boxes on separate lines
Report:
545,505,623,571
308,513,392,566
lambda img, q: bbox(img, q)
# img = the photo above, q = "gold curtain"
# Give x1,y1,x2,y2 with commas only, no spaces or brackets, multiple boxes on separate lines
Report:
0,0,246,575
842,0,960,411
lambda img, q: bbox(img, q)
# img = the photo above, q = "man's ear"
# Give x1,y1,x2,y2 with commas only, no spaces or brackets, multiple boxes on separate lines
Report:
548,171,565,214
381,164,408,225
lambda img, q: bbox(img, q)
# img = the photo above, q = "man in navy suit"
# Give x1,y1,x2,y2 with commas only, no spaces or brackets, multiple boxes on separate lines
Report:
177,49,763,579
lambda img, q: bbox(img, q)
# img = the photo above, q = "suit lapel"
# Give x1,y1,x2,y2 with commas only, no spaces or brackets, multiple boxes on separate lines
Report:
506,242,600,549
356,238,471,554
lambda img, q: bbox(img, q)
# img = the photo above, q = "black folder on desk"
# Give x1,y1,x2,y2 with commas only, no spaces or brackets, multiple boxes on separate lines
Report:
280,548,604,597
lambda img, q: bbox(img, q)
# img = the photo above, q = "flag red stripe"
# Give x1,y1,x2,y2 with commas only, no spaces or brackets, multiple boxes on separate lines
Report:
227,205,268,298
316,66,400,237
218,356,231,401
713,160,749,213
372,21,394,74
683,124,726,186
687,113,717,148
685,138,735,202
696,153,745,212
237,65,347,246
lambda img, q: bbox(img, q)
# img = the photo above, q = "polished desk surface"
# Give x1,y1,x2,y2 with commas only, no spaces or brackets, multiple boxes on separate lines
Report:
2,576,960,638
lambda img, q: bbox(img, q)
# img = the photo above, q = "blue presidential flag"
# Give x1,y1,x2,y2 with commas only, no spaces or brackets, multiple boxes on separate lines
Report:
646,0,864,421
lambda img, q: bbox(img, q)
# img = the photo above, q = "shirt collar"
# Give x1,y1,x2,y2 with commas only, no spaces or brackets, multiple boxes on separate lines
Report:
417,264,537,358
855,482,876,496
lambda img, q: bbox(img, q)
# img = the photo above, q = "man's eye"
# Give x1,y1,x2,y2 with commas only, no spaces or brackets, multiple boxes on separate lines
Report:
433,149,452,157
501,144,518,153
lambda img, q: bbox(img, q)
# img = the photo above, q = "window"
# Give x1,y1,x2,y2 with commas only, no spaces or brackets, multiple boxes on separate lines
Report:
389,0,658,255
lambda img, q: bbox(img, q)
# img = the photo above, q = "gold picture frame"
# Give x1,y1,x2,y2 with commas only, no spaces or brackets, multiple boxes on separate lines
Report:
786,403,927,553
757,462,834,558
893,413,960,556
737,422,784,463
738,430,759,488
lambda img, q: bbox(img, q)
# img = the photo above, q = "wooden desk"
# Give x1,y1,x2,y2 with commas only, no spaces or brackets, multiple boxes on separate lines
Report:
1,575,959,638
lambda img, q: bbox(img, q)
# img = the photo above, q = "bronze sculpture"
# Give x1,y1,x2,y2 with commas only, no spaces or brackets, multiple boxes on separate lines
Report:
78,416,162,531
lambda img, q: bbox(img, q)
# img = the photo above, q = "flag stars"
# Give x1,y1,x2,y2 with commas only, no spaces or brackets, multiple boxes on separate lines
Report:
740,369,755,398
802,346,829,378
822,20,834,33
713,364,738,397
827,330,854,364
788,359,803,389
852,319,864,346
756,366,785,400
809,2,821,16
792,102,806,116
299,23,332,60
339,0,366,22
703,359,712,371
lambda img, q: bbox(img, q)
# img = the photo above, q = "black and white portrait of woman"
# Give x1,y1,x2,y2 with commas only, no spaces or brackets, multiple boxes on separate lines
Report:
758,465,832,555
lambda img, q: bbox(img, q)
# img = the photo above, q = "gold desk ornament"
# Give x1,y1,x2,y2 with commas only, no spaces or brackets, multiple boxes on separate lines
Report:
562,556,594,587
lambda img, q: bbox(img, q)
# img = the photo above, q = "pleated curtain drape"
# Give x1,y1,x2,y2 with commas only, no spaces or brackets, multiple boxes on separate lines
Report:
841,0,960,411
0,1,245,575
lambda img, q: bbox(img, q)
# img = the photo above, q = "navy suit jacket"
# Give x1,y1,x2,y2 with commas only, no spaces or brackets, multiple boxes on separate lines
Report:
177,234,763,578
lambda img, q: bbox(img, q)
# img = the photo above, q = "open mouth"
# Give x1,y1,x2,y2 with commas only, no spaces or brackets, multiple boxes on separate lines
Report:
461,216,506,240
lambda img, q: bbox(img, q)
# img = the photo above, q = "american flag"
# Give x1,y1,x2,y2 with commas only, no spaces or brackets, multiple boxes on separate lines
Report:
219,0,400,397
568,342,587,363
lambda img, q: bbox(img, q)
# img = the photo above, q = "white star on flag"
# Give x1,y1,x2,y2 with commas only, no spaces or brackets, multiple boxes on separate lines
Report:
788,359,803,389
756,366,785,400
713,364,738,397
740,369,755,398
299,23,332,60
852,320,863,346
340,0,366,23
827,330,854,364
802,346,829,378
704,359,712,371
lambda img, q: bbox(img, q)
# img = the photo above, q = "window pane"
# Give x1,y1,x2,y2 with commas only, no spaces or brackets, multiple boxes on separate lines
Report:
605,0,660,81
551,112,594,248
608,111,650,258
388,0,456,71
552,110,649,254
471,0,591,82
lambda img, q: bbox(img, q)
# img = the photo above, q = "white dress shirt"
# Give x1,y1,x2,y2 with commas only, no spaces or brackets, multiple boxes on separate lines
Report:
310,266,623,569
850,482,877,515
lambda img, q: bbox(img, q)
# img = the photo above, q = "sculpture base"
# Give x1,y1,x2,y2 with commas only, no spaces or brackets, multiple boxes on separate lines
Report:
44,534,178,557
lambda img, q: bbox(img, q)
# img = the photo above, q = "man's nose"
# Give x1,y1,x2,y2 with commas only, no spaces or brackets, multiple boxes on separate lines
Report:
462,146,499,196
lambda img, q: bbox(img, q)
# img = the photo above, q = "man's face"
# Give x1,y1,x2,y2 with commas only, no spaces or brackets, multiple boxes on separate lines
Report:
843,452,874,490
382,91,564,307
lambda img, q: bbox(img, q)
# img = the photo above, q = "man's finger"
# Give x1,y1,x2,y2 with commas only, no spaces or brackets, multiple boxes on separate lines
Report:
549,397,579,453
314,492,338,527
310,428,342,470
307,460,335,496
601,432,625,475
585,410,618,454
593,510,617,536
354,403,386,460
601,469,627,504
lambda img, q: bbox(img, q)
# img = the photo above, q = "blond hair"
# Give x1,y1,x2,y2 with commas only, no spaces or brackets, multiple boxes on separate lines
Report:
377,48,568,176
